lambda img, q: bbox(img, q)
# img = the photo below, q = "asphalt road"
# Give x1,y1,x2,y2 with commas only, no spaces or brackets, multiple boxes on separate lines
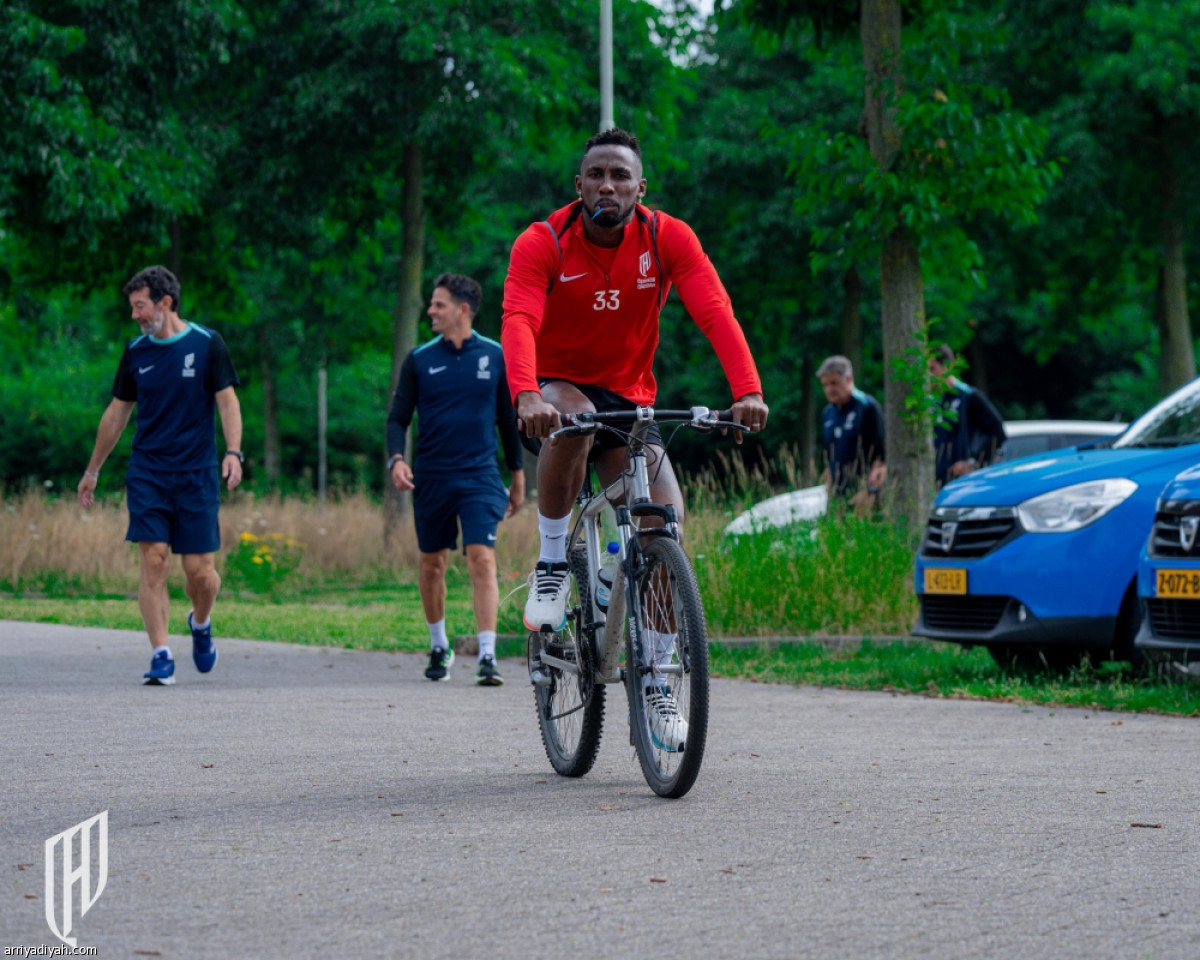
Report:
2,620,1198,960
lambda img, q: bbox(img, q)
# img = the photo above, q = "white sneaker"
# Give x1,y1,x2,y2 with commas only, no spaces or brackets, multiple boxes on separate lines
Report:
645,686,688,753
524,561,571,632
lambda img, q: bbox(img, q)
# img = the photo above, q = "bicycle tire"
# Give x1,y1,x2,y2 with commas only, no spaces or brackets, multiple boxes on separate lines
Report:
530,549,606,777
625,536,710,798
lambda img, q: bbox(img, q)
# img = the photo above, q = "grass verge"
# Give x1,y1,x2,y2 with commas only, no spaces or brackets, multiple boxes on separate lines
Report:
711,641,1200,716
4,593,1200,716
0,585,481,654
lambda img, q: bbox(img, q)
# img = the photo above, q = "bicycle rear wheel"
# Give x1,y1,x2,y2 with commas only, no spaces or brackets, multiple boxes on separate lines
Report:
625,536,709,798
529,549,606,777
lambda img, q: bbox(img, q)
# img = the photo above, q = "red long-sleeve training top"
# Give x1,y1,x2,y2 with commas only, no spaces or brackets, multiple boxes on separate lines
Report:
501,201,763,406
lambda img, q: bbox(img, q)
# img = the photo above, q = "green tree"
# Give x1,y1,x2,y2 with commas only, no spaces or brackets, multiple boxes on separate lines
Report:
1084,0,1200,392
739,0,1059,520
654,17,863,477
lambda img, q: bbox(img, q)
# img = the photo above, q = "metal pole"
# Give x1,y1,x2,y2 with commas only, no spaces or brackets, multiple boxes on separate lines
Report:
599,0,614,131
317,362,327,503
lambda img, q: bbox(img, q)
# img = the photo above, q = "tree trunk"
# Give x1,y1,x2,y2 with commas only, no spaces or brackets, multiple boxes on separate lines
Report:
257,322,281,487
841,266,863,375
880,227,933,521
384,142,425,553
1159,122,1194,392
861,0,933,525
1155,265,1170,398
861,1,903,166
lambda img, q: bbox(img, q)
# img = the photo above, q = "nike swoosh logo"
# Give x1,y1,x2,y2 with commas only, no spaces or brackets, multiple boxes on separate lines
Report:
139,366,155,374
559,272,587,282
487,533,497,541
429,366,447,374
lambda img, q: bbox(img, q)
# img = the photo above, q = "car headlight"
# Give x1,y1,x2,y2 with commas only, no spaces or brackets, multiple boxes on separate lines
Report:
1017,478,1138,533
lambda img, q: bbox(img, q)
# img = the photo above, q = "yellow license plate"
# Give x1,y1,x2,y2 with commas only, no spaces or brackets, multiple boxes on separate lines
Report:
924,568,967,595
1155,570,1200,599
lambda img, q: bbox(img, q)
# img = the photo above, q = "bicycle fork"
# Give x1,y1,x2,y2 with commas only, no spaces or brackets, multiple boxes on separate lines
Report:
595,455,682,686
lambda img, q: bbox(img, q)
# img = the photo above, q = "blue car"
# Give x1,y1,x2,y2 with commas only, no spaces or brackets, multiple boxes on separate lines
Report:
913,378,1200,668
1135,462,1200,663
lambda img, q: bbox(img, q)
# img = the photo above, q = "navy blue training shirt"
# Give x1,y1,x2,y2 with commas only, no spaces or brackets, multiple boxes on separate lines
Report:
821,387,886,495
386,333,523,478
933,380,1006,484
112,322,240,472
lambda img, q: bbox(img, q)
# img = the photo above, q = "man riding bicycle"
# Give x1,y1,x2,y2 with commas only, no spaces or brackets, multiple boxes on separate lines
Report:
501,128,769,735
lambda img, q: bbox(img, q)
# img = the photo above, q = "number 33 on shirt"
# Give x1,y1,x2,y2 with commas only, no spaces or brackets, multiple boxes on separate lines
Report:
593,289,621,310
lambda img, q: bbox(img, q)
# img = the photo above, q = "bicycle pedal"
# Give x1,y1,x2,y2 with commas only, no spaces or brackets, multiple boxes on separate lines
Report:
528,658,552,686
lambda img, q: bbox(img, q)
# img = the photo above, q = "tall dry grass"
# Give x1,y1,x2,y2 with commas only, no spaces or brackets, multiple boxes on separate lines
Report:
0,452,920,639
1,490,541,593
0,451,811,593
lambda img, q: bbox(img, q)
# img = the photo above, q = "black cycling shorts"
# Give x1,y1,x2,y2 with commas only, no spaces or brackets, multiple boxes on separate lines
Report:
520,379,664,459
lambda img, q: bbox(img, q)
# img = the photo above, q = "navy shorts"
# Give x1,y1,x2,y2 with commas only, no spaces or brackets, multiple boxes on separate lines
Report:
520,379,664,459
125,465,221,555
413,473,508,554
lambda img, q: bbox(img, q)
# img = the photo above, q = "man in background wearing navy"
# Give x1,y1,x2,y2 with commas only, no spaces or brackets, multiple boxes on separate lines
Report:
77,265,243,685
929,343,1006,486
387,273,525,686
818,355,886,499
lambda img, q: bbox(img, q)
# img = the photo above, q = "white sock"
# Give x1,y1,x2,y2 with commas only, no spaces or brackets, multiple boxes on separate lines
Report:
537,512,570,565
191,614,210,630
428,620,448,651
153,645,172,658
478,631,496,660
642,629,677,688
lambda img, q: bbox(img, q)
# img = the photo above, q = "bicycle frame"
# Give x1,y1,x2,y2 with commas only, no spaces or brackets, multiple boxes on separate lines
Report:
529,403,742,796
564,408,685,685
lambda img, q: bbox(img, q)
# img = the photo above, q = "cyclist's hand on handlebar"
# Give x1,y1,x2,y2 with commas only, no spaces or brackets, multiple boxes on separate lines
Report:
516,391,562,440
728,393,769,445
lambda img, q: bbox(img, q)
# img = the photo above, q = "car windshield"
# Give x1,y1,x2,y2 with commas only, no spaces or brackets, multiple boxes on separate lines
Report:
1114,378,1200,449
999,433,1115,461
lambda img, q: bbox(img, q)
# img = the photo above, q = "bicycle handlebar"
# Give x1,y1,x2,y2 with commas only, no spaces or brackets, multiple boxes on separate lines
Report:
560,405,739,426
552,405,748,441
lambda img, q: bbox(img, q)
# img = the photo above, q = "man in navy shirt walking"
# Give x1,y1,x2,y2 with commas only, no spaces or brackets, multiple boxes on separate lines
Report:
929,343,1006,486
387,274,525,685
77,266,243,685
818,355,886,500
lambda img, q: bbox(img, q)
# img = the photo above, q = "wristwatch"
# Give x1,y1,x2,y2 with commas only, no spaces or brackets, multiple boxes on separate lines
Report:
226,450,245,464
387,453,406,471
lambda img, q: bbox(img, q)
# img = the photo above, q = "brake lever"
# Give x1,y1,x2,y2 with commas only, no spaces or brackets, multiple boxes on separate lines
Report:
692,408,749,433
549,423,599,441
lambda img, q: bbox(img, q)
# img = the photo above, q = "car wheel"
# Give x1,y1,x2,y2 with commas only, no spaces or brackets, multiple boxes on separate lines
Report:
1111,582,1150,677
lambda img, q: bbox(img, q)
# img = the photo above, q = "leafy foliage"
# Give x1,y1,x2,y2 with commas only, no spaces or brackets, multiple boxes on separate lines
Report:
1,0,1198,494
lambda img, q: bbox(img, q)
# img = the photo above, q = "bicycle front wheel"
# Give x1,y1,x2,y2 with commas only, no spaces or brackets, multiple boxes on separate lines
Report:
625,536,710,798
529,549,606,777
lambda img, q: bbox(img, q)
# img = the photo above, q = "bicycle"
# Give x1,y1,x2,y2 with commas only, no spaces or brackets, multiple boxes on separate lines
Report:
526,405,748,798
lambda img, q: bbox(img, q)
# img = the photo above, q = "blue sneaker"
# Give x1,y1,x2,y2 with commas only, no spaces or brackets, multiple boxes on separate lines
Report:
143,649,176,685
188,611,218,674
